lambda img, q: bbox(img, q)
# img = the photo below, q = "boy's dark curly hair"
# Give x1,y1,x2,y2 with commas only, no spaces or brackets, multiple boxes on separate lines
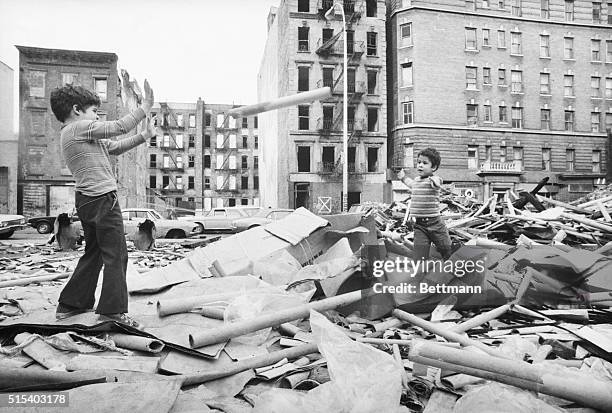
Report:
50,84,101,122
418,147,442,170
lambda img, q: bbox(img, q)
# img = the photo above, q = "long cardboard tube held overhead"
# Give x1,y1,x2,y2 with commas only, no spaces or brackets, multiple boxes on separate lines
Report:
227,87,332,117
108,334,165,354
409,340,612,411
189,290,363,348
392,309,510,359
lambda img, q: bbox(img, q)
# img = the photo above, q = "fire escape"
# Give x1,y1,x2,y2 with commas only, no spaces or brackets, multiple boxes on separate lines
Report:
158,102,185,195
317,0,363,23
215,114,240,194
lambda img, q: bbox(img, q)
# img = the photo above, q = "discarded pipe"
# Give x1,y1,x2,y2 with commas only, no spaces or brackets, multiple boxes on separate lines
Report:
157,291,245,316
440,373,485,390
451,303,514,333
227,87,332,117
0,367,106,391
189,290,363,348
0,272,70,288
179,343,319,386
108,334,165,354
561,212,612,233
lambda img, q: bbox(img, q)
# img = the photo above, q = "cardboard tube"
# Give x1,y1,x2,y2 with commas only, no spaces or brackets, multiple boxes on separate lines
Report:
227,87,332,117
561,212,612,233
189,291,363,348
578,194,612,208
157,291,244,316
373,317,404,332
180,343,319,386
0,272,70,288
440,373,485,390
410,340,612,411
0,367,106,391
392,309,509,359
451,304,513,333
108,334,165,353
537,196,592,214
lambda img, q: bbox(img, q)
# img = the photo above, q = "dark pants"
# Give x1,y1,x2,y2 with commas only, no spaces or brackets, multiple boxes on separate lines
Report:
58,191,128,315
413,216,452,262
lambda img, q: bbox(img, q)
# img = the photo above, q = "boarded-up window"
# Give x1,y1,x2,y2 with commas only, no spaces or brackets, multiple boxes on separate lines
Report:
29,71,46,97
27,146,45,175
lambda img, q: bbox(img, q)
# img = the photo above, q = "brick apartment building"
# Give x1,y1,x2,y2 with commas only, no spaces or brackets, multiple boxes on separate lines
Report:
148,101,261,212
0,61,17,214
16,46,146,217
387,0,611,201
258,0,390,213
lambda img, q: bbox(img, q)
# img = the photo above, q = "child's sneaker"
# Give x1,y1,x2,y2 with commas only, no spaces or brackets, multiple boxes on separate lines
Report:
55,303,90,320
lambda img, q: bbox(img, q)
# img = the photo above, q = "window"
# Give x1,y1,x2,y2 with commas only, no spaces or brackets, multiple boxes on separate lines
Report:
176,155,183,169
205,113,211,127
163,134,170,147
163,154,170,168
592,40,601,61
254,156,259,169
511,32,522,55
242,135,248,149
149,175,156,189
565,0,574,21
204,155,211,168
499,104,508,122
609,1,612,24
204,134,211,148
511,70,522,93
323,106,334,130
564,110,574,131
298,26,309,51
468,145,479,169
402,101,414,124
322,67,334,88
482,29,490,47
566,149,575,171
467,104,478,125
607,112,612,129
367,107,378,131
592,112,601,132
404,143,414,168
542,148,551,171
241,155,248,169
254,116,258,128
483,67,491,85
367,147,379,172
499,0,505,8
500,146,507,162
400,23,412,47
176,134,184,149
540,73,550,94
511,0,521,16
485,145,492,162
366,0,376,17
254,136,258,149
216,134,224,149
466,67,478,89
347,68,356,93
592,76,601,97
346,30,355,54
217,113,224,128
564,75,574,97
511,106,523,128
189,114,196,128
188,155,195,168
497,30,506,48
216,176,223,189
216,154,224,169
540,35,550,57
298,0,309,12
593,150,602,173
177,114,184,127
401,62,413,87
465,28,477,50
254,176,259,189
188,176,195,190
204,177,210,189
149,154,157,168
484,104,492,122
94,77,107,101
367,32,377,55
150,135,157,147
498,68,506,86
187,135,194,148
607,40,612,62
541,109,551,130
606,77,612,98
62,73,77,85
367,70,377,94
513,146,523,169
564,37,574,59
322,28,334,44
593,1,602,23
298,66,309,91
242,117,249,128
298,105,309,130
241,176,248,189
541,0,550,18
297,146,311,172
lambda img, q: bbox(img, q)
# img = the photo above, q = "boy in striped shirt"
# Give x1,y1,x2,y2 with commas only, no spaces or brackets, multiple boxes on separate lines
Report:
50,81,156,329
398,147,452,262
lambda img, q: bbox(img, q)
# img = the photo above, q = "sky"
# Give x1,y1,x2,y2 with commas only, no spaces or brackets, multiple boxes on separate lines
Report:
0,0,277,131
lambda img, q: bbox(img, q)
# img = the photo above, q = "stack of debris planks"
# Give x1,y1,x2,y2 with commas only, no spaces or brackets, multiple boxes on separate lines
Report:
0,204,610,412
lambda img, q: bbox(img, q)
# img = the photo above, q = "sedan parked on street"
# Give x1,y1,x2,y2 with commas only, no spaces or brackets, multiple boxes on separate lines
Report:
232,208,294,232
122,208,200,238
28,213,79,234
178,207,261,232
0,214,28,239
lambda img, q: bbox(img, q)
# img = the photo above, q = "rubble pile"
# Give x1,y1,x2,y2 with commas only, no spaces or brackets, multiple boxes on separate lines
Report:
0,200,611,412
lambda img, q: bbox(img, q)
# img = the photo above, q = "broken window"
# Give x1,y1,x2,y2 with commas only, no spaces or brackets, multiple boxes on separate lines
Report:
298,146,311,172
367,147,379,172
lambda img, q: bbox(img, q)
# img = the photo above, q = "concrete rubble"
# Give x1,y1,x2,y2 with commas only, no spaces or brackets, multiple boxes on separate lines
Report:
1,187,612,411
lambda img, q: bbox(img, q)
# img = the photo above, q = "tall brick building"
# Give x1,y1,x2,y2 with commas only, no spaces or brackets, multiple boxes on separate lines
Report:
148,101,260,212
16,46,146,216
0,61,17,214
259,0,390,213
387,0,611,201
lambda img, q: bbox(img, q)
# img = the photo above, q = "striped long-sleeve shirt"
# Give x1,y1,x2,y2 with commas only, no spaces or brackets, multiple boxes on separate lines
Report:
403,176,442,217
61,108,146,196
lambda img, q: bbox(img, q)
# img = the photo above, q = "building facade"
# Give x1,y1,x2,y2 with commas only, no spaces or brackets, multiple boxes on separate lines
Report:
387,0,611,201
0,61,17,214
148,101,261,212
16,46,145,216
259,0,390,213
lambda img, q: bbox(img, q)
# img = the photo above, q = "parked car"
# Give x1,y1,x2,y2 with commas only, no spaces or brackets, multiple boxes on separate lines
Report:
178,207,262,232
28,213,79,234
0,214,28,239
122,208,200,238
232,208,295,232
